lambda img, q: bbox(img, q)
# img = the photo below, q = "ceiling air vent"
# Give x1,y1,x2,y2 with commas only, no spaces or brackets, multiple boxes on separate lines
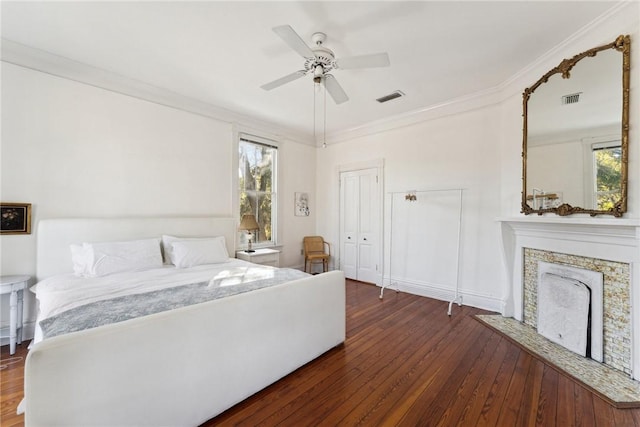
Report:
561,92,581,105
376,90,405,103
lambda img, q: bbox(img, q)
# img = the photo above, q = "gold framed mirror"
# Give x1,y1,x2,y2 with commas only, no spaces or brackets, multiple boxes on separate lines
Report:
522,35,630,217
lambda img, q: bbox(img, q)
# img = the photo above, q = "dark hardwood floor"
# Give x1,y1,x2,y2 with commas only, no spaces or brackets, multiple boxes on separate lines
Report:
0,339,27,427
2,279,640,426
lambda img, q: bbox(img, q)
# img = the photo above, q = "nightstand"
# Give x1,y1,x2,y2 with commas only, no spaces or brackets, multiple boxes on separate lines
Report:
236,248,280,267
1,275,29,355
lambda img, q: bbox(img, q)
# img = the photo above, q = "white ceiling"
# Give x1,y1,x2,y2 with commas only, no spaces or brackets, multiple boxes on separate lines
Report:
1,1,618,143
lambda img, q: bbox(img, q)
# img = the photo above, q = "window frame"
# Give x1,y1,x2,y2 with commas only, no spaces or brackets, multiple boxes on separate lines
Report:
236,131,279,250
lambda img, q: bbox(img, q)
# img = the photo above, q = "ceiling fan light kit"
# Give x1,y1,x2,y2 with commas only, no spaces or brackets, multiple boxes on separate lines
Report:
262,25,390,105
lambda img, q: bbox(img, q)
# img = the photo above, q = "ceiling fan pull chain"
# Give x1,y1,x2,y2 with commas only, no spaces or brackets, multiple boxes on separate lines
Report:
323,81,327,148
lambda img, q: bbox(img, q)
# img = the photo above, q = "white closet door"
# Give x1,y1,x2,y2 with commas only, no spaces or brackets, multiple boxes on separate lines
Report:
340,168,381,284
340,171,359,280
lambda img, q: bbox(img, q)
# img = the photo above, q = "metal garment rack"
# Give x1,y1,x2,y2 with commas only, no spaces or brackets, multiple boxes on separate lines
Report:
380,188,464,316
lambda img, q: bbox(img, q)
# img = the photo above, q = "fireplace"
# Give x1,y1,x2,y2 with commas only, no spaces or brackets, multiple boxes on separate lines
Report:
523,248,629,374
498,217,640,380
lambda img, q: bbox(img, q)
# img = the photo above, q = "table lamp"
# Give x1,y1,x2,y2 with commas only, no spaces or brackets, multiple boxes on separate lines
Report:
239,214,259,253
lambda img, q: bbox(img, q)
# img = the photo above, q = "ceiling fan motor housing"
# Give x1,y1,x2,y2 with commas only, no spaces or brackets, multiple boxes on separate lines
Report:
306,32,335,79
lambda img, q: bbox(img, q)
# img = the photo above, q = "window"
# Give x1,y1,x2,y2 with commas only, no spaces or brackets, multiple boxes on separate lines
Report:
238,135,277,247
592,141,622,210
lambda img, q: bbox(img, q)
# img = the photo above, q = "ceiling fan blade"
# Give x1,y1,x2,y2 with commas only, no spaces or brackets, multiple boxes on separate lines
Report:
335,52,390,70
324,74,349,104
261,70,307,91
273,25,316,59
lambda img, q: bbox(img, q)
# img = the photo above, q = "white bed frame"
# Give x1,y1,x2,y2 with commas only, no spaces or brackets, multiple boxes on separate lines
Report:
24,217,346,426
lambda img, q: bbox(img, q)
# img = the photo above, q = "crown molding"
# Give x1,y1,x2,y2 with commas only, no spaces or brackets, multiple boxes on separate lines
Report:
1,39,315,146
324,86,502,145
323,1,638,147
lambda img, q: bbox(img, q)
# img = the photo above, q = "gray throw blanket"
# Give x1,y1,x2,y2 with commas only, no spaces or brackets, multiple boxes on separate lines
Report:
40,267,309,339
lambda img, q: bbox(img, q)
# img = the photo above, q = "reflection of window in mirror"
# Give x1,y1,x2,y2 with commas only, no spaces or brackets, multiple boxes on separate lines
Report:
592,141,622,210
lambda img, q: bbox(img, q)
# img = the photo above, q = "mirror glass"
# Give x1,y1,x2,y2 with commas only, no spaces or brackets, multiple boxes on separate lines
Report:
522,35,629,217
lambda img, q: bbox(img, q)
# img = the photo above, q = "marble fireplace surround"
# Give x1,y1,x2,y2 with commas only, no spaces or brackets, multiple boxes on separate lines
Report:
498,217,640,380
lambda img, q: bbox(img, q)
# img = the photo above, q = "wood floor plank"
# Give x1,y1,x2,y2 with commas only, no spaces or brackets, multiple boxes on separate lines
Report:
312,301,466,426
536,366,559,426
348,309,486,426
474,340,522,425
556,372,577,426
516,357,546,425
434,329,503,427
0,344,29,427
612,407,638,426
593,395,615,427
452,336,515,426
495,348,535,425
388,315,494,426
573,384,596,427
4,279,640,427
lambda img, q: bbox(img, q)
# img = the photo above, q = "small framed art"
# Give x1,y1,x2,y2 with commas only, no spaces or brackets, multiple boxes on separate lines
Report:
1,203,32,234
295,192,310,216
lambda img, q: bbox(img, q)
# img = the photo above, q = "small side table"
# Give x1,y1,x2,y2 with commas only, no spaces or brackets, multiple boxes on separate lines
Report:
236,248,280,267
0,275,29,355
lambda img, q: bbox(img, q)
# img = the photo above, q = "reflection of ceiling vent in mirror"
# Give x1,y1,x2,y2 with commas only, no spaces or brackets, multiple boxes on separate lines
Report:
376,90,405,103
561,92,582,105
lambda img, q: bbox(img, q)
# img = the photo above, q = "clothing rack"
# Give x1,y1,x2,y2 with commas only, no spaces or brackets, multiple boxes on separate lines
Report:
380,188,464,316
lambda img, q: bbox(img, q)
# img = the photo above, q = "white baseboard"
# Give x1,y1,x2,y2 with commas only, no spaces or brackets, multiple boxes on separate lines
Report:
380,278,502,313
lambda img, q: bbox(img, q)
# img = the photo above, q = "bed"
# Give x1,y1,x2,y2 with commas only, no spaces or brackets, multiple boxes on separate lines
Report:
22,217,346,426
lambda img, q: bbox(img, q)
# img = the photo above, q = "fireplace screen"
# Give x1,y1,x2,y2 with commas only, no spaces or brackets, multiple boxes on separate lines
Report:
537,272,590,357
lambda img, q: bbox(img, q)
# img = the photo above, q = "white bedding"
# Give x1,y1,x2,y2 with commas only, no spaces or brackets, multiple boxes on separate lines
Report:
32,258,303,343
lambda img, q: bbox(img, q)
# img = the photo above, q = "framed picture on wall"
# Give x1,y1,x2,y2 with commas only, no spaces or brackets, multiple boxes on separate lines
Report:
1,202,32,234
295,192,310,216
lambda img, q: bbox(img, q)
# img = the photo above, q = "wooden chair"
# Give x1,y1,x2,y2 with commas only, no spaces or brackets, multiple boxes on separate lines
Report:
303,236,330,274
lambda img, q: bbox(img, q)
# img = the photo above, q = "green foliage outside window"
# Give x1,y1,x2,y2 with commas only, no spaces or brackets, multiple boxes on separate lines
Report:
594,146,621,210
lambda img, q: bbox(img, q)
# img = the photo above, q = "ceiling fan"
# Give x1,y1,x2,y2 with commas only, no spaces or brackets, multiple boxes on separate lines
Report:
261,25,390,104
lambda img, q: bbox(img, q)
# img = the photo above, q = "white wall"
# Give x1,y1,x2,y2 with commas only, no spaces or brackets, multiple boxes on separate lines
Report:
315,2,639,313
277,137,317,269
0,62,317,335
528,141,585,207
316,106,505,311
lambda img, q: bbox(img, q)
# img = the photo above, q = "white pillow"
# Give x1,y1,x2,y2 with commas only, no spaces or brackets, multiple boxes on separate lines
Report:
70,244,91,277
171,237,229,268
161,235,184,265
83,238,163,277
162,235,228,265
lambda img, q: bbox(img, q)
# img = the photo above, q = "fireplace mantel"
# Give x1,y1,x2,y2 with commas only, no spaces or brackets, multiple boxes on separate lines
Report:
497,216,640,380
498,217,640,262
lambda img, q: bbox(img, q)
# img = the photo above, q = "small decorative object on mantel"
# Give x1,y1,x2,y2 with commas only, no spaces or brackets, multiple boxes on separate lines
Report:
295,192,310,216
0,202,31,234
